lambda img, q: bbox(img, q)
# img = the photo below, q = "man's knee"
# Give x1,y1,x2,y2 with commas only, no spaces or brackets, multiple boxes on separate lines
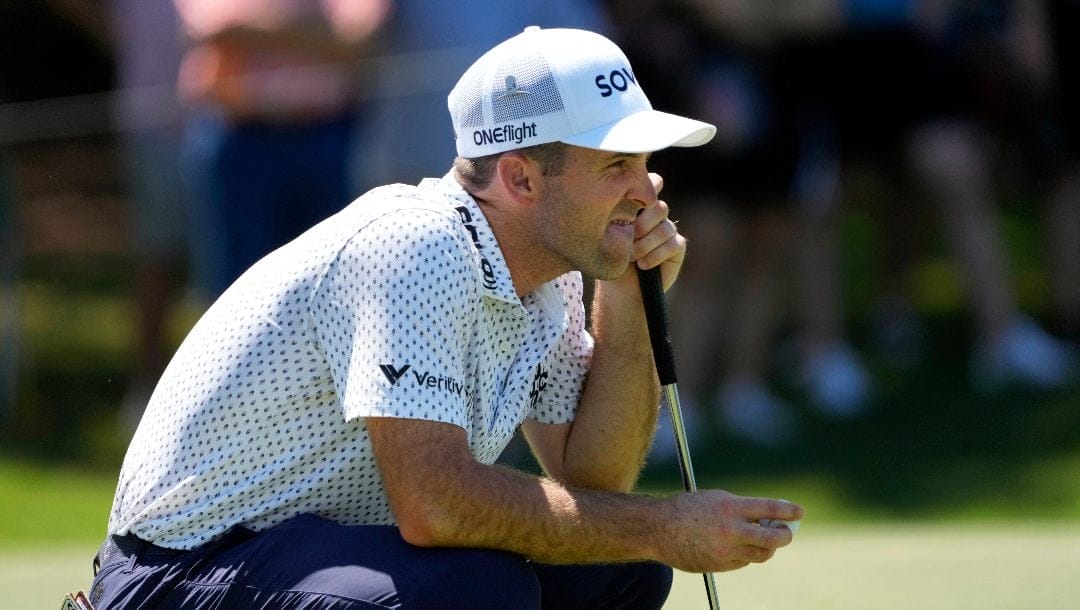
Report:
532,561,673,610
620,561,674,608
396,547,539,610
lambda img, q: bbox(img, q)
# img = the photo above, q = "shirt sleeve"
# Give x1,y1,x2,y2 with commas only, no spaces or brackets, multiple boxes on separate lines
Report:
529,272,594,425
308,208,480,428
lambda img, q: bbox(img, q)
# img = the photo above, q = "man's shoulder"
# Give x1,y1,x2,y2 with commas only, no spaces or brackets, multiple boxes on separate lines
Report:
318,181,482,266
353,181,454,212
331,181,466,229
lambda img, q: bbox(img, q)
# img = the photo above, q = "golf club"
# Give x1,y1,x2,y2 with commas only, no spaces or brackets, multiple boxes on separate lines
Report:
638,265,721,610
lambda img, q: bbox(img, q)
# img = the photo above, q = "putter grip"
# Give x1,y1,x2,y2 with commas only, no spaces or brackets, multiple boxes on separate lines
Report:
638,266,678,386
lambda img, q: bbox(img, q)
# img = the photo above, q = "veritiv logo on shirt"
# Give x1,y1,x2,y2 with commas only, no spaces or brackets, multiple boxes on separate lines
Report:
380,363,465,397
379,364,411,385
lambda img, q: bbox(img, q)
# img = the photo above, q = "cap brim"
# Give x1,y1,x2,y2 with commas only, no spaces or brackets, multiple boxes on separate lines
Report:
559,110,716,153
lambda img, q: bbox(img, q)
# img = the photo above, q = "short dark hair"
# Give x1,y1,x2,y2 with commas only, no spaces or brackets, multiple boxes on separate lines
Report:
454,141,570,192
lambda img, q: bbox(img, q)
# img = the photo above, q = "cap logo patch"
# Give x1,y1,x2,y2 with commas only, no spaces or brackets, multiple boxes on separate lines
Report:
496,75,529,100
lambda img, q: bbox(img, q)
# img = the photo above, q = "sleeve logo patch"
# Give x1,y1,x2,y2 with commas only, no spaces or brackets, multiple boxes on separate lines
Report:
380,363,466,397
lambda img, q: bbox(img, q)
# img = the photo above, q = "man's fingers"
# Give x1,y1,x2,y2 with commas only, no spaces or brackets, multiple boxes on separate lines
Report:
739,497,804,522
633,199,670,238
715,560,751,573
632,200,686,278
729,497,803,549
739,545,777,564
744,520,794,549
632,218,678,263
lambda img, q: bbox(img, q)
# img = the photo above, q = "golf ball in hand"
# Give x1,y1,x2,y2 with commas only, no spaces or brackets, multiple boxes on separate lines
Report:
759,518,800,535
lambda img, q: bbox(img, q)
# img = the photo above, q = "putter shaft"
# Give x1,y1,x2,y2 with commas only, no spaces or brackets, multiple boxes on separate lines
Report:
662,383,720,610
638,266,720,610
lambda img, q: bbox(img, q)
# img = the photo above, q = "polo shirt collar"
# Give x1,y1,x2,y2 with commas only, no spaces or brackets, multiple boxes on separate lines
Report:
422,172,520,305
423,172,572,341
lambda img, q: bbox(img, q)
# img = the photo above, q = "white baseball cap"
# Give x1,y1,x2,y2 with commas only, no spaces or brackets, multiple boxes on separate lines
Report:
448,26,717,158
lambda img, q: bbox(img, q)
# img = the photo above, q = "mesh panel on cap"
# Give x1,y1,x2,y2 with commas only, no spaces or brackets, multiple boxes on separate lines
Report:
454,69,486,129
491,56,563,123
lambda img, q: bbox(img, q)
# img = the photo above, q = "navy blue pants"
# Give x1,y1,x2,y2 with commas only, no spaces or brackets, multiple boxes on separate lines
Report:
90,514,672,609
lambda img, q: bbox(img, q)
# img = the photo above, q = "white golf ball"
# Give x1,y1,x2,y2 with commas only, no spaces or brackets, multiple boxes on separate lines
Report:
759,518,800,535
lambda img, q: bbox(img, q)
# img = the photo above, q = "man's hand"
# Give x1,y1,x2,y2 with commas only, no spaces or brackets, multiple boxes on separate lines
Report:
659,492,804,573
632,173,686,292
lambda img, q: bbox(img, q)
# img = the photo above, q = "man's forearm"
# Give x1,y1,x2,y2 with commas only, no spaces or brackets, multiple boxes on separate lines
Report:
418,460,669,565
369,417,668,565
560,276,660,491
368,417,801,574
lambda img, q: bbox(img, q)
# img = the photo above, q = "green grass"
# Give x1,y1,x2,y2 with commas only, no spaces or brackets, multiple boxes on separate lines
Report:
0,457,115,548
1,545,97,610
663,523,1080,610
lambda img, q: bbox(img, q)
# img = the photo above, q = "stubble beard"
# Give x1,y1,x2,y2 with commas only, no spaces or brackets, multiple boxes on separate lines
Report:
539,186,635,281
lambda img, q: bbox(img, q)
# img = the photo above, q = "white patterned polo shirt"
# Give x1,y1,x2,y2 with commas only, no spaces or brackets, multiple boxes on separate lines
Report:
108,172,594,549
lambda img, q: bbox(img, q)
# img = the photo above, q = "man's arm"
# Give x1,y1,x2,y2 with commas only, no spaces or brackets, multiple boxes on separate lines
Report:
366,416,801,572
525,185,684,492
532,273,659,492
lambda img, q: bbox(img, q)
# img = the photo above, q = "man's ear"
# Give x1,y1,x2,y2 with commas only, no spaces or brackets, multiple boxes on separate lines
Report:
495,152,542,205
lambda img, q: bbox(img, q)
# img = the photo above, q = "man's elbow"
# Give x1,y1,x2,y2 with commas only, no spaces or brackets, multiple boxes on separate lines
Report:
394,502,456,548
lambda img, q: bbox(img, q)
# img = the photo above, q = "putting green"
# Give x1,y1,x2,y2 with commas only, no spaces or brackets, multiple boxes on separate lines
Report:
663,523,1080,610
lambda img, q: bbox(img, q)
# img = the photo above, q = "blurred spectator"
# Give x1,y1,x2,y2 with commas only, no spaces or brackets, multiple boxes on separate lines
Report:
770,0,1077,391
108,0,188,426
351,0,609,191
874,0,1076,390
0,0,113,423
606,0,872,450
1041,0,1080,344
175,0,392,297
620,0,1079,452
0,155,18,419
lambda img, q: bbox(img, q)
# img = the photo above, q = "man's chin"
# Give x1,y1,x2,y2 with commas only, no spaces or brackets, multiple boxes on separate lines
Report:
589,259,636,282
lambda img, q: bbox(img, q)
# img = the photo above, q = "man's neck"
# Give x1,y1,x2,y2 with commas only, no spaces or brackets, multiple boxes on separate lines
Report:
468,191,566,299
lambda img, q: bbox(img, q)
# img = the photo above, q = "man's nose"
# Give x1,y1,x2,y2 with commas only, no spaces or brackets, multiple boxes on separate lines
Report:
626,169,659,209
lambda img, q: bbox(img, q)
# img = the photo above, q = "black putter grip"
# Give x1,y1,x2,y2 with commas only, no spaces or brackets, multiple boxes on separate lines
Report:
638,266,678,386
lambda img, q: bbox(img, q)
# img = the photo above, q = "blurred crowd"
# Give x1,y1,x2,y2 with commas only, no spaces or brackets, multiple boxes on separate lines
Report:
0,0,1077,453
610,0,1080,452
603,0,1080,454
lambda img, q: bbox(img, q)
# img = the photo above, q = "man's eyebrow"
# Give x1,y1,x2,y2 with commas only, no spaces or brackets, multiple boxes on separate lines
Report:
604,152,652,163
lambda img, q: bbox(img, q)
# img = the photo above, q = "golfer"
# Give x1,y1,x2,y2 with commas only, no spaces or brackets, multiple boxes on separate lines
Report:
91,27,802,609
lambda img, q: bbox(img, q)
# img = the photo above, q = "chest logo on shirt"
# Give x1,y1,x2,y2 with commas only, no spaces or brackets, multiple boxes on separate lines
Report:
529,364,549,406
380,363,466,397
